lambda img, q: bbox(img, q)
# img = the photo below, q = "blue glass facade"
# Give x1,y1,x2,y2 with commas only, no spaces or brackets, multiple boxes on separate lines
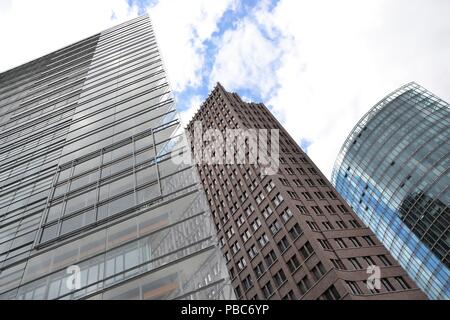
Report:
332,82,449,299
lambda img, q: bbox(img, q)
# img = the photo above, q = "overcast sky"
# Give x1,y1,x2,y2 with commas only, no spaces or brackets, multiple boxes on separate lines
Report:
1,0,449,178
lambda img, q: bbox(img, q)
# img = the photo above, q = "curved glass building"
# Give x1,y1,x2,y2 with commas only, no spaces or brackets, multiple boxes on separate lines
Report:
332,82,449,299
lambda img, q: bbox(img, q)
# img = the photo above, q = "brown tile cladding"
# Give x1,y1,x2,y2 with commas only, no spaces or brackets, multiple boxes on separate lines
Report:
186,83,426,300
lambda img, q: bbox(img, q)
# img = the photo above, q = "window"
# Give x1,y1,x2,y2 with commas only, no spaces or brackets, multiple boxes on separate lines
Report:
285,168,294,175
293,179,302,187
363,235,376,246
377,255,392,266
289,223,303,240
311,206,323,215
337,204,348,213
254,262,266,278
326,191,337,199
318,239,332,250
231,242,241,254
282,290,297,300
251,218,262,231
324,205,336,214
296,205,309,215
302,192,312,200
395,276,410,290
246,204,255,216
314,191,325,199
277,236,290,252
319,285,341,300
269,220,281,235
280,178,290,186
226,227,235,239
381,278,395,292
322,221,334,230
242,229,251,242
307,221,320,231
243,275,253,291
281,208,293,222
348,257,362,269
264,180,275,193
363,256,376,266
236,215,245,227
349,237,362,247
336,220,347,229
299,241,314,259
297,276,311,295
265,250,277,266
255,192,265,204
262,281,274,299
287,191,299,199
272,193,284,207
346,281,363,295
237,257,247,270
274,269,287,287
262,205,273,219
235,286,242,298
350,219,361,228
331,258,346,270
247,245,258,259
311,262,326,280
258,233,269,247
287,255,300,272
335,238,347,249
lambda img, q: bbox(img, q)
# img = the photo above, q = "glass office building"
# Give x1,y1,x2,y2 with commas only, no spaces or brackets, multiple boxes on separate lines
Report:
332,82,449,299
0,15,234,300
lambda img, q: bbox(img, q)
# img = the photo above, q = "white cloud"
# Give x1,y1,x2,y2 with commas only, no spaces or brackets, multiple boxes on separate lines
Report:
0,0,139,73
209,3,281,99
147,0,237,92
178,94,202,127
208,0,450,178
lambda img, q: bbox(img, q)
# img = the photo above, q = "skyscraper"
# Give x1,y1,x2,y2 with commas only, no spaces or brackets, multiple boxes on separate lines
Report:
0,15,234,300
332,82,449,299
186,83,426,300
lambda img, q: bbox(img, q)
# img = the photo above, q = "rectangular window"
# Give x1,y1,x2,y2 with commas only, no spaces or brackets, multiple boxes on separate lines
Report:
299,241,314,259
348,257,362,269
254,262,266,278
287,255,300,272
297,276,311,295
335,238,347,249
296,205,309,215
395,276,410,290
331,258,346,270
346,281,363,295
243,275,253,291
277,236,290,252
262,281,274,299
311,262,326,280
363,235,376,246
289,223,303,240
349,237,362,247
281,208,293,222
274,269,287,287
269,220,281,235
381,278,395,292
320,285,341,300
377,255,392,266
265,250,277,266
258,233,269,247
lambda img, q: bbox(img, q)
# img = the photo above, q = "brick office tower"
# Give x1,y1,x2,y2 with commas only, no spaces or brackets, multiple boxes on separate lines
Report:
186,83,426,300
